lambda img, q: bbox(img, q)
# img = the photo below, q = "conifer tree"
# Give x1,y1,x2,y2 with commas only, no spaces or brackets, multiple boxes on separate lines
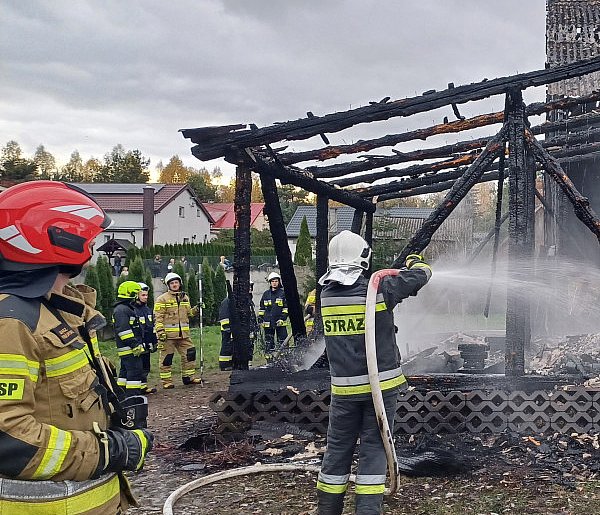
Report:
84,265,101,310
201,258,215,324
128,256,145,282
144,270,154,306
96,256,115,318
294,216,313,266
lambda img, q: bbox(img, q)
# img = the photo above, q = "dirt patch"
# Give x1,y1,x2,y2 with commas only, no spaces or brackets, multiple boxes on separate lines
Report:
127,372,600,515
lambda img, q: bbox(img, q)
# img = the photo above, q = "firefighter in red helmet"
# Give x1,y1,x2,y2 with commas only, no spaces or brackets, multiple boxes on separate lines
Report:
0,181,152,513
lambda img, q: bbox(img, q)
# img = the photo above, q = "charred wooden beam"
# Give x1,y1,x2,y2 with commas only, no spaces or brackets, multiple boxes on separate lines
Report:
315,137,490,179
314,195,329,334
249,152,376,213
337,154,478,189
505,90,534,378
532,110,600,136
391,127,507,267
232,163,252,369
376,148,600,202
320,118,600,184
365,210,374,276
278,91,600,166
259,173,306,339
183,57,600,160
525,129,600,244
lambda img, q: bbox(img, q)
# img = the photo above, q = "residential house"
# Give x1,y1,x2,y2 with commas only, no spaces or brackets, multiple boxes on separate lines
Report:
202,202,267,238
75,183,214,249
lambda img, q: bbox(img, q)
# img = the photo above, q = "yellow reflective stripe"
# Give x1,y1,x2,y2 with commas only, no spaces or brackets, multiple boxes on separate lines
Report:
90,335,101,357
0,474,120,514
117,349,134,356
219,356,232,362
155,323,164,328
132,430,148,470
316,481,348,494
412,262,432,272
0,354,39,382
160,372,172,379
331,374,407,396
45,349,88,378
355,484,385,495
32,426,72,479
322,302,386,316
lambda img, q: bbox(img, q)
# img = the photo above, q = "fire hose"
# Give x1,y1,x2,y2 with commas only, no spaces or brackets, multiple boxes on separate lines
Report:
163,269,402,514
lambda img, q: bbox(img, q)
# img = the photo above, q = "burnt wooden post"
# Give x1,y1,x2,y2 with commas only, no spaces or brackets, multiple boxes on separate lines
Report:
314,194,329,333
505,90,535,377
351,209,364,234
232,161,252,369
260,173,306,339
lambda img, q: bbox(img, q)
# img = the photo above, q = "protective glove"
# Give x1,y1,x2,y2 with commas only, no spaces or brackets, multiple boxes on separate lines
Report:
131,345,145,357
276,319,286,327
145,341,158,353
405,253,425,269
189,304,200,317
98,426,154,474
158,332,167,342
405,254,432,278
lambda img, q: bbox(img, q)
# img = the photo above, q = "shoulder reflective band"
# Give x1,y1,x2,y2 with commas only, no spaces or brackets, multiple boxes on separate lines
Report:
0,378,25,399
32,425,72,479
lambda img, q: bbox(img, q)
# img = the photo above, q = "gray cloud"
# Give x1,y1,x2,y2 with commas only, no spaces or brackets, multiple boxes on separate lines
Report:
0,0,547,175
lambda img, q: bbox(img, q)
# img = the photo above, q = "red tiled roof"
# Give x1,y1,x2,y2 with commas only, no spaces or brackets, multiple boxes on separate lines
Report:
203,203,265,229
76,183,213,222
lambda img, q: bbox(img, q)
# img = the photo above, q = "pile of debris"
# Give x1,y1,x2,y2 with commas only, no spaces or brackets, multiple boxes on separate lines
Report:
529,333,600,379
404,331,600,381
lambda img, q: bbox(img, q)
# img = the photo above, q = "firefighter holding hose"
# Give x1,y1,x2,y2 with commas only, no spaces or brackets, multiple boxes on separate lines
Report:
316,231,431,515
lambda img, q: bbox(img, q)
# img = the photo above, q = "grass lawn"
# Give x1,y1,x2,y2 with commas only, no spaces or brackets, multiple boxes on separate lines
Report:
99,325,224,386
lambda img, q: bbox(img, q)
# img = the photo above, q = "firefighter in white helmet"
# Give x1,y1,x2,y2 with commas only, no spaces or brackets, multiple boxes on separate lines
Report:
153,272,201,388
316,231,431,515
258,271,288,356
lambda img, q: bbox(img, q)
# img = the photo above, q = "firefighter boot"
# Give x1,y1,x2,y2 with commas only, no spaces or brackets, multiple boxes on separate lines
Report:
183,376,202,385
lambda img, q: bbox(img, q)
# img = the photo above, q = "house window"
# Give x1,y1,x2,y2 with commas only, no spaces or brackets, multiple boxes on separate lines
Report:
104,235,110,242
183,238,190,244
179,206,185,218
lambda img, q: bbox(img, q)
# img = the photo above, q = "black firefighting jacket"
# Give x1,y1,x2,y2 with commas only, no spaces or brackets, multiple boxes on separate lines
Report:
258,287,288,328
321,270,429,400
112,299,143,358
133,302,157,352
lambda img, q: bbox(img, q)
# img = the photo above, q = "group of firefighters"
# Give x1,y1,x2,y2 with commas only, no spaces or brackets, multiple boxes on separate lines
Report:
0,180,431,515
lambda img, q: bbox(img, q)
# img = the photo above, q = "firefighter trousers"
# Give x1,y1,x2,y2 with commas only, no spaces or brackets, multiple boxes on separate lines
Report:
263,325,287,353
317,393,398,515
219,330,233,370
159,337,198,386
117,354,144,397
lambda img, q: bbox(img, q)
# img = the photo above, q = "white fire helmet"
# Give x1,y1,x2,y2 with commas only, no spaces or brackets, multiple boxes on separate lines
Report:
267,272,281,282
328,230,371,270
164,272,182,286
138,282,149,291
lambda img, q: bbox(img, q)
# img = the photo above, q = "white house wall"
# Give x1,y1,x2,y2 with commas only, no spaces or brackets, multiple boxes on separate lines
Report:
154,189,212,244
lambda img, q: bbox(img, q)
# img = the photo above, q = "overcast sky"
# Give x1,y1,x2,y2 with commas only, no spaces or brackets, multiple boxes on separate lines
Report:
1,1,547,178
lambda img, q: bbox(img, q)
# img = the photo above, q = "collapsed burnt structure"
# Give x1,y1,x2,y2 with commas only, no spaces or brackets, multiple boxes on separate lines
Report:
182,48,600,433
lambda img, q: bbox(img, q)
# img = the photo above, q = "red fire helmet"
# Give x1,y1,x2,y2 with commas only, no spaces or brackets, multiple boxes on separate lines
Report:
0,181,111,270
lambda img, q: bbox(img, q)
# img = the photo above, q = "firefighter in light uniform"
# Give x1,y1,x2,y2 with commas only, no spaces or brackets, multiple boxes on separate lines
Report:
114,281,145,397
316,231,431,515
154,272,201,388
0,181,152,514
304,288,317,334
134,283,158,394
218,282,257,370
258,272,288,355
